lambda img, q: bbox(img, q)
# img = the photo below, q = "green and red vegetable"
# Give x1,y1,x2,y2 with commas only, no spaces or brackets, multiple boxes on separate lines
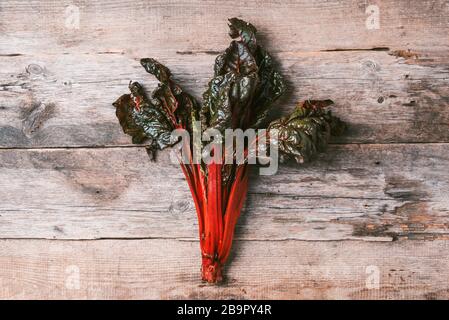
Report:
113,18,345,283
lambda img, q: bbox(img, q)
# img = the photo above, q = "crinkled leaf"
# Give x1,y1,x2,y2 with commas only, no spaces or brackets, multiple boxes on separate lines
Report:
140,58,199,132
113,81,174,150
268,100,346,163
113,93,148,144
201,18,285,133
113,60,200,153
252,47,286,127
228,17,257,49
201,73,234,132
140,58,172,83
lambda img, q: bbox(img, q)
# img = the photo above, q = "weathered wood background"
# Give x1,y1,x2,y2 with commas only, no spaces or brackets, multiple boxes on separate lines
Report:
0,0,448,299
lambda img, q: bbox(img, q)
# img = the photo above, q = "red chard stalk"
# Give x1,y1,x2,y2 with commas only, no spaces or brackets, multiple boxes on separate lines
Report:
113,18,345,283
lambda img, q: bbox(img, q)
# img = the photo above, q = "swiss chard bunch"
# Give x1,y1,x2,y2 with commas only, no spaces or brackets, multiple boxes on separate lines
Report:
113,18,345,283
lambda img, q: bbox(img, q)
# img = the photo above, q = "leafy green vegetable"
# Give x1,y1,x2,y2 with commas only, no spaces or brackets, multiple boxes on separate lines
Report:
113,59,199,152
269,100,346,163
113,18,345,283
201,18,285,132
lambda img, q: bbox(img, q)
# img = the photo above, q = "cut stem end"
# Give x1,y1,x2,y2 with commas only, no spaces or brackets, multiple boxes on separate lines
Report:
201,259,223,283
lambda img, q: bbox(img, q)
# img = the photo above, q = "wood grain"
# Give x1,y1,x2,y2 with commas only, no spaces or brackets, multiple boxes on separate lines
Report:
1,51,448,147
1,239,448,299
0,144,447,241
0,0,448,299
1,0,448,54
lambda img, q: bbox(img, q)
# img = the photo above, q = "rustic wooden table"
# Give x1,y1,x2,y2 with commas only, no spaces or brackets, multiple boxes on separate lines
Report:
0,0,448,299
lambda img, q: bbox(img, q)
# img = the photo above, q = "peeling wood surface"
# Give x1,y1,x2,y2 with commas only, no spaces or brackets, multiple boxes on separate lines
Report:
0,0,449,299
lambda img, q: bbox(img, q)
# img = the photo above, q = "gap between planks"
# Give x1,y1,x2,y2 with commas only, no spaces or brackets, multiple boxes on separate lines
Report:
0,47,396,57
1,141,449,151
0,237,397,242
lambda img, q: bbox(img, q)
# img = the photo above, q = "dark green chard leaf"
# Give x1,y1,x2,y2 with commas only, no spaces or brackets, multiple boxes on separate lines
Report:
202,18,286,132
268,100,346,163
140,58,200,133
113,93,148,144
113,81,174,150
201,73,234,132
113,59,200,153
140,58,172,83
252,47,286,128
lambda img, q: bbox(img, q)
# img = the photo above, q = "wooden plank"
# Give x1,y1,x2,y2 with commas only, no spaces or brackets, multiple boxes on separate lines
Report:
1,51,448,147
1,144,448,241
0,239,448,299
0,0,448,55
